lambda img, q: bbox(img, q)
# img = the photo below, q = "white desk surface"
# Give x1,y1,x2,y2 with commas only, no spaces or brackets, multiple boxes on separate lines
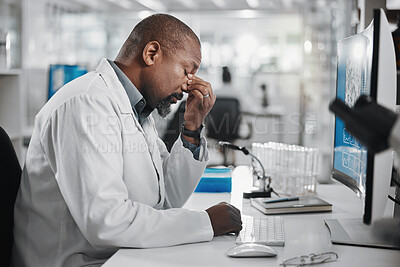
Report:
103,166,400,267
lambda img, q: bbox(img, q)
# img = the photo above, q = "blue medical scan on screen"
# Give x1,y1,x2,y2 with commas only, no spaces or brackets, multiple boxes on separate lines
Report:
334,33,372,194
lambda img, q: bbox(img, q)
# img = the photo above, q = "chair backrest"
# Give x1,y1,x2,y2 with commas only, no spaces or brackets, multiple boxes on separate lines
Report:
205,97,241,142
161,97,244,150
163,101,186,152
0,127,22,266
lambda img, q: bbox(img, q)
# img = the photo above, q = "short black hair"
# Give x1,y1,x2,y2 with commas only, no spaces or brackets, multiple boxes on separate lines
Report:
117,13,200,60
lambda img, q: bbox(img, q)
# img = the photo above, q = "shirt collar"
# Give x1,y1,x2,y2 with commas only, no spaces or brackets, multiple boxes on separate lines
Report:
107,59,153,123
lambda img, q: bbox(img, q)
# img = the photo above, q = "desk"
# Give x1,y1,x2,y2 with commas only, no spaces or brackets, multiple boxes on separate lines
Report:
103,166,400,267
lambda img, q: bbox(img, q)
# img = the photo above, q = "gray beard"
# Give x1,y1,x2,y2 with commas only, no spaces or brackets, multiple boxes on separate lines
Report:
156,99,172,118
155,92,183,118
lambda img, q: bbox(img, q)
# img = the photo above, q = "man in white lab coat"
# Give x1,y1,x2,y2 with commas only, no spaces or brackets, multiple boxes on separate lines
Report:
12,14,242,267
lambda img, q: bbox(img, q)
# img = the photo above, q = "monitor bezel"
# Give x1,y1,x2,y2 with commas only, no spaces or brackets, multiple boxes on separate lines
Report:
331,169,362,196
363,9,381,225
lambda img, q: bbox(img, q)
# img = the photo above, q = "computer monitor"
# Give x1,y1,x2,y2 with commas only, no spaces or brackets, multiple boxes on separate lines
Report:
48,64,87,100
333,8,396,225
325,9,398,249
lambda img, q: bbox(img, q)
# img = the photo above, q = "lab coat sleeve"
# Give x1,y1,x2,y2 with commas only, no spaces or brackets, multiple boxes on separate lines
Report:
158,134,209,209
40,94,213,248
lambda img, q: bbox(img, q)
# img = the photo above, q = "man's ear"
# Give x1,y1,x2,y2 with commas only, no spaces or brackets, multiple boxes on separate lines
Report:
142,41,161,66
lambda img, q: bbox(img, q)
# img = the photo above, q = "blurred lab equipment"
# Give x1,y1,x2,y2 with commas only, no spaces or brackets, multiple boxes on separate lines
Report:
329,95,399,154
218,141,275,198
260,83,269,108
252,142,319,196
0,28,10,69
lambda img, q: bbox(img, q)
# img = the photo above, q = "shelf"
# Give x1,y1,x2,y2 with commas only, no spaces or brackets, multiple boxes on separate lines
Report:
0,69,22,75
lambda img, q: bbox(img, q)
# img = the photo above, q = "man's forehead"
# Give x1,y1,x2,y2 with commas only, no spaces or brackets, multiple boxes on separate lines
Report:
179,46,201,70
186,40,202,63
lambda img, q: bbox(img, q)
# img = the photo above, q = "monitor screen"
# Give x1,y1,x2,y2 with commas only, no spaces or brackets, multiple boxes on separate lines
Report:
333,22,373,197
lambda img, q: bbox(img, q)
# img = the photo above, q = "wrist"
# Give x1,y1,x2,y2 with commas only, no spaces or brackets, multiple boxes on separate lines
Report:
180,123,203,140
183,121,202,131
181,134,200,147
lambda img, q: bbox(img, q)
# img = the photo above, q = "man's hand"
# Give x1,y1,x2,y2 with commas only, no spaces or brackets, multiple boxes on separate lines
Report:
183,74,215,131
205,202,242,236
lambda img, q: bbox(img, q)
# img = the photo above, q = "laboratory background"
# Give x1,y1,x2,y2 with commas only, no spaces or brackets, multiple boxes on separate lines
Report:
3,1,400,266
0,0,399,183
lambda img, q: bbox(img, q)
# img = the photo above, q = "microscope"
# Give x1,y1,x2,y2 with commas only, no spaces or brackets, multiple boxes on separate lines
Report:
329,95,400,243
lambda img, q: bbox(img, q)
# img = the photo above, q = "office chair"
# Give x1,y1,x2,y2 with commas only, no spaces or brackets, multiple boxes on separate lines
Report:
205,97,252,166
0,126,22,266
163,100,186,152
161,97,252,165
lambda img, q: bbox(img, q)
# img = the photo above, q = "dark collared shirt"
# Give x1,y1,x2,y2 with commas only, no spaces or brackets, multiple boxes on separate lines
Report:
108,60,200,159
108,60,152,125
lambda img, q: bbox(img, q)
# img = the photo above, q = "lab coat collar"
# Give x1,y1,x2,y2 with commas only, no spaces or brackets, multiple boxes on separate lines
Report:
96,58,148,135
96,58,134,115
96,59,164,205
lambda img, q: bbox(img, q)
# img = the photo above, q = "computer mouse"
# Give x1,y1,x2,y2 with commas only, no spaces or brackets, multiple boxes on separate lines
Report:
226,243,278,258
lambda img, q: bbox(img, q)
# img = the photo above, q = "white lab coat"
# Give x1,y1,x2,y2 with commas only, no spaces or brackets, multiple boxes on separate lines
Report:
12,59,213,267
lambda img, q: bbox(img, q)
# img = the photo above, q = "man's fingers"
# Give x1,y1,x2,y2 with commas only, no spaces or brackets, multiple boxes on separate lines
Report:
229,209,241,221
226,204,242,228
227,203,241,215
187,75,213,97
230,222,243,233
231,217,243,228
226,204,241,220
188,89,204,100
206,202,243,237
187,83,209,96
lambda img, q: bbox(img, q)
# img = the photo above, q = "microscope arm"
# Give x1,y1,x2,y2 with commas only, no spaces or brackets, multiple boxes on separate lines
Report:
389,118,400,154
329,95,397,154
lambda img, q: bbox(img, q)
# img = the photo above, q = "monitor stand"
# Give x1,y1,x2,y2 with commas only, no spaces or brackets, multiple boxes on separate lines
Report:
325,218,400,250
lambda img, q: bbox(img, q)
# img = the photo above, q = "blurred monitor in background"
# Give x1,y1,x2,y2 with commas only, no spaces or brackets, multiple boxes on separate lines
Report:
48,65,87,100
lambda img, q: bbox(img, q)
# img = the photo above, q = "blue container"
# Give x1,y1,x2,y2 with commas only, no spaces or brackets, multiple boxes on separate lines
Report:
195,168,232,193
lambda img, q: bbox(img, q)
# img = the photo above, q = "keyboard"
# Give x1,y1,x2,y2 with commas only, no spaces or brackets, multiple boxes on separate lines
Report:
236,216,285,246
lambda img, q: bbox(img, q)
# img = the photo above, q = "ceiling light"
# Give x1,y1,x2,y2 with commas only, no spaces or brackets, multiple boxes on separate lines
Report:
136,0,167,12
238,9,257,19
105,0,133,9
212,0,227,8
119,0,133,9
245,0,260,8
304,40,312,54
176,0,198,9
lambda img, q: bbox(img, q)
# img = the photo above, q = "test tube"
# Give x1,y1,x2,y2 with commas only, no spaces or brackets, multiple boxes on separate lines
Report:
252,141,319,196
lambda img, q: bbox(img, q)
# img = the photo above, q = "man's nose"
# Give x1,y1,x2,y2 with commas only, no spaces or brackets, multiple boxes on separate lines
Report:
181,80,188,93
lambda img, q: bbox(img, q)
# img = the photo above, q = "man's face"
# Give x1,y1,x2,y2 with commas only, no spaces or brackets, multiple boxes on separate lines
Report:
141,39,201,117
